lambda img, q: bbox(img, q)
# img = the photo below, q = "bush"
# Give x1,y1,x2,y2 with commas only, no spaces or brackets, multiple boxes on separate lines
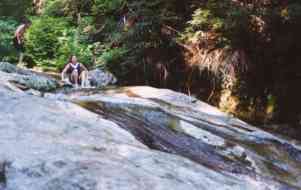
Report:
43,0,94,18
56,35,94,70
25,16,93,70
97,47,128,76
185,0,250,48
0,18,18,62
43,0,66,17
89,0,180,82
25,16,70,68
92,0,126,15
0,0,32,19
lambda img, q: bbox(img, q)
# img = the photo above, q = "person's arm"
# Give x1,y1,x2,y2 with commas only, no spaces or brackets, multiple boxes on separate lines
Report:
15,32,22,44
61,64,70,81
15,25,25,44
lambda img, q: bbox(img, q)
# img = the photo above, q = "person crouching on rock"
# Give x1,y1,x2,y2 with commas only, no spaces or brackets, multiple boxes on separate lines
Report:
61,55,89,88
14,21,31,65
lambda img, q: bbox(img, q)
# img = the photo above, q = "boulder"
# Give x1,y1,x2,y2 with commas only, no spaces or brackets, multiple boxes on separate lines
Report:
88,69,117,87
0,62,32,75
0,86,287,190
0,62,59,92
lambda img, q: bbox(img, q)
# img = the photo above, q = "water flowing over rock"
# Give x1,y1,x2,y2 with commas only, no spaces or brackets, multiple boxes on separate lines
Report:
0,65,301,190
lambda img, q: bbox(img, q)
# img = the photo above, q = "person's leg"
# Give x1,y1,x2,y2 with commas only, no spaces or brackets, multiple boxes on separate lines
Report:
80,71,89,88
71,70,79,88
18,52,24,66
15,40,24,66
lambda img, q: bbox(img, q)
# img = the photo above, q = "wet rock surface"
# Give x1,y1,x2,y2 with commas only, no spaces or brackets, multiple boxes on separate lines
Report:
70,87,301,189
0,65,301,189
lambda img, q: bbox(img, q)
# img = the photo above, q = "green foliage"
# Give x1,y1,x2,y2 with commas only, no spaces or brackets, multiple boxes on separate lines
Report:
188,9,223,32
97,47,128,77
43,0,94,18
77,16,95,42
25,16,93,70
55,32,94,70
43,0,66,17
0,0,32,62
92,0,126,15
0,18,18,62
185,0,249,47
25,16,70,67
0,0,32,19
182,0,301,123
90,0,179,80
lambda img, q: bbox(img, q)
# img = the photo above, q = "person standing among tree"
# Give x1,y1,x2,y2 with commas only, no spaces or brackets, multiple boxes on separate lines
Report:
13,21,31,65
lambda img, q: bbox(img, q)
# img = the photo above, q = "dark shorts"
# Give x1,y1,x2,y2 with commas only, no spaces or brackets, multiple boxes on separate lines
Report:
69,75,82,84
13,37,25,52
66,67,83,84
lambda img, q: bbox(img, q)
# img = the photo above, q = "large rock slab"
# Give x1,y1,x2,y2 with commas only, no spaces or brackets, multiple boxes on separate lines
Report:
67,86,301,189
0,86,291,190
